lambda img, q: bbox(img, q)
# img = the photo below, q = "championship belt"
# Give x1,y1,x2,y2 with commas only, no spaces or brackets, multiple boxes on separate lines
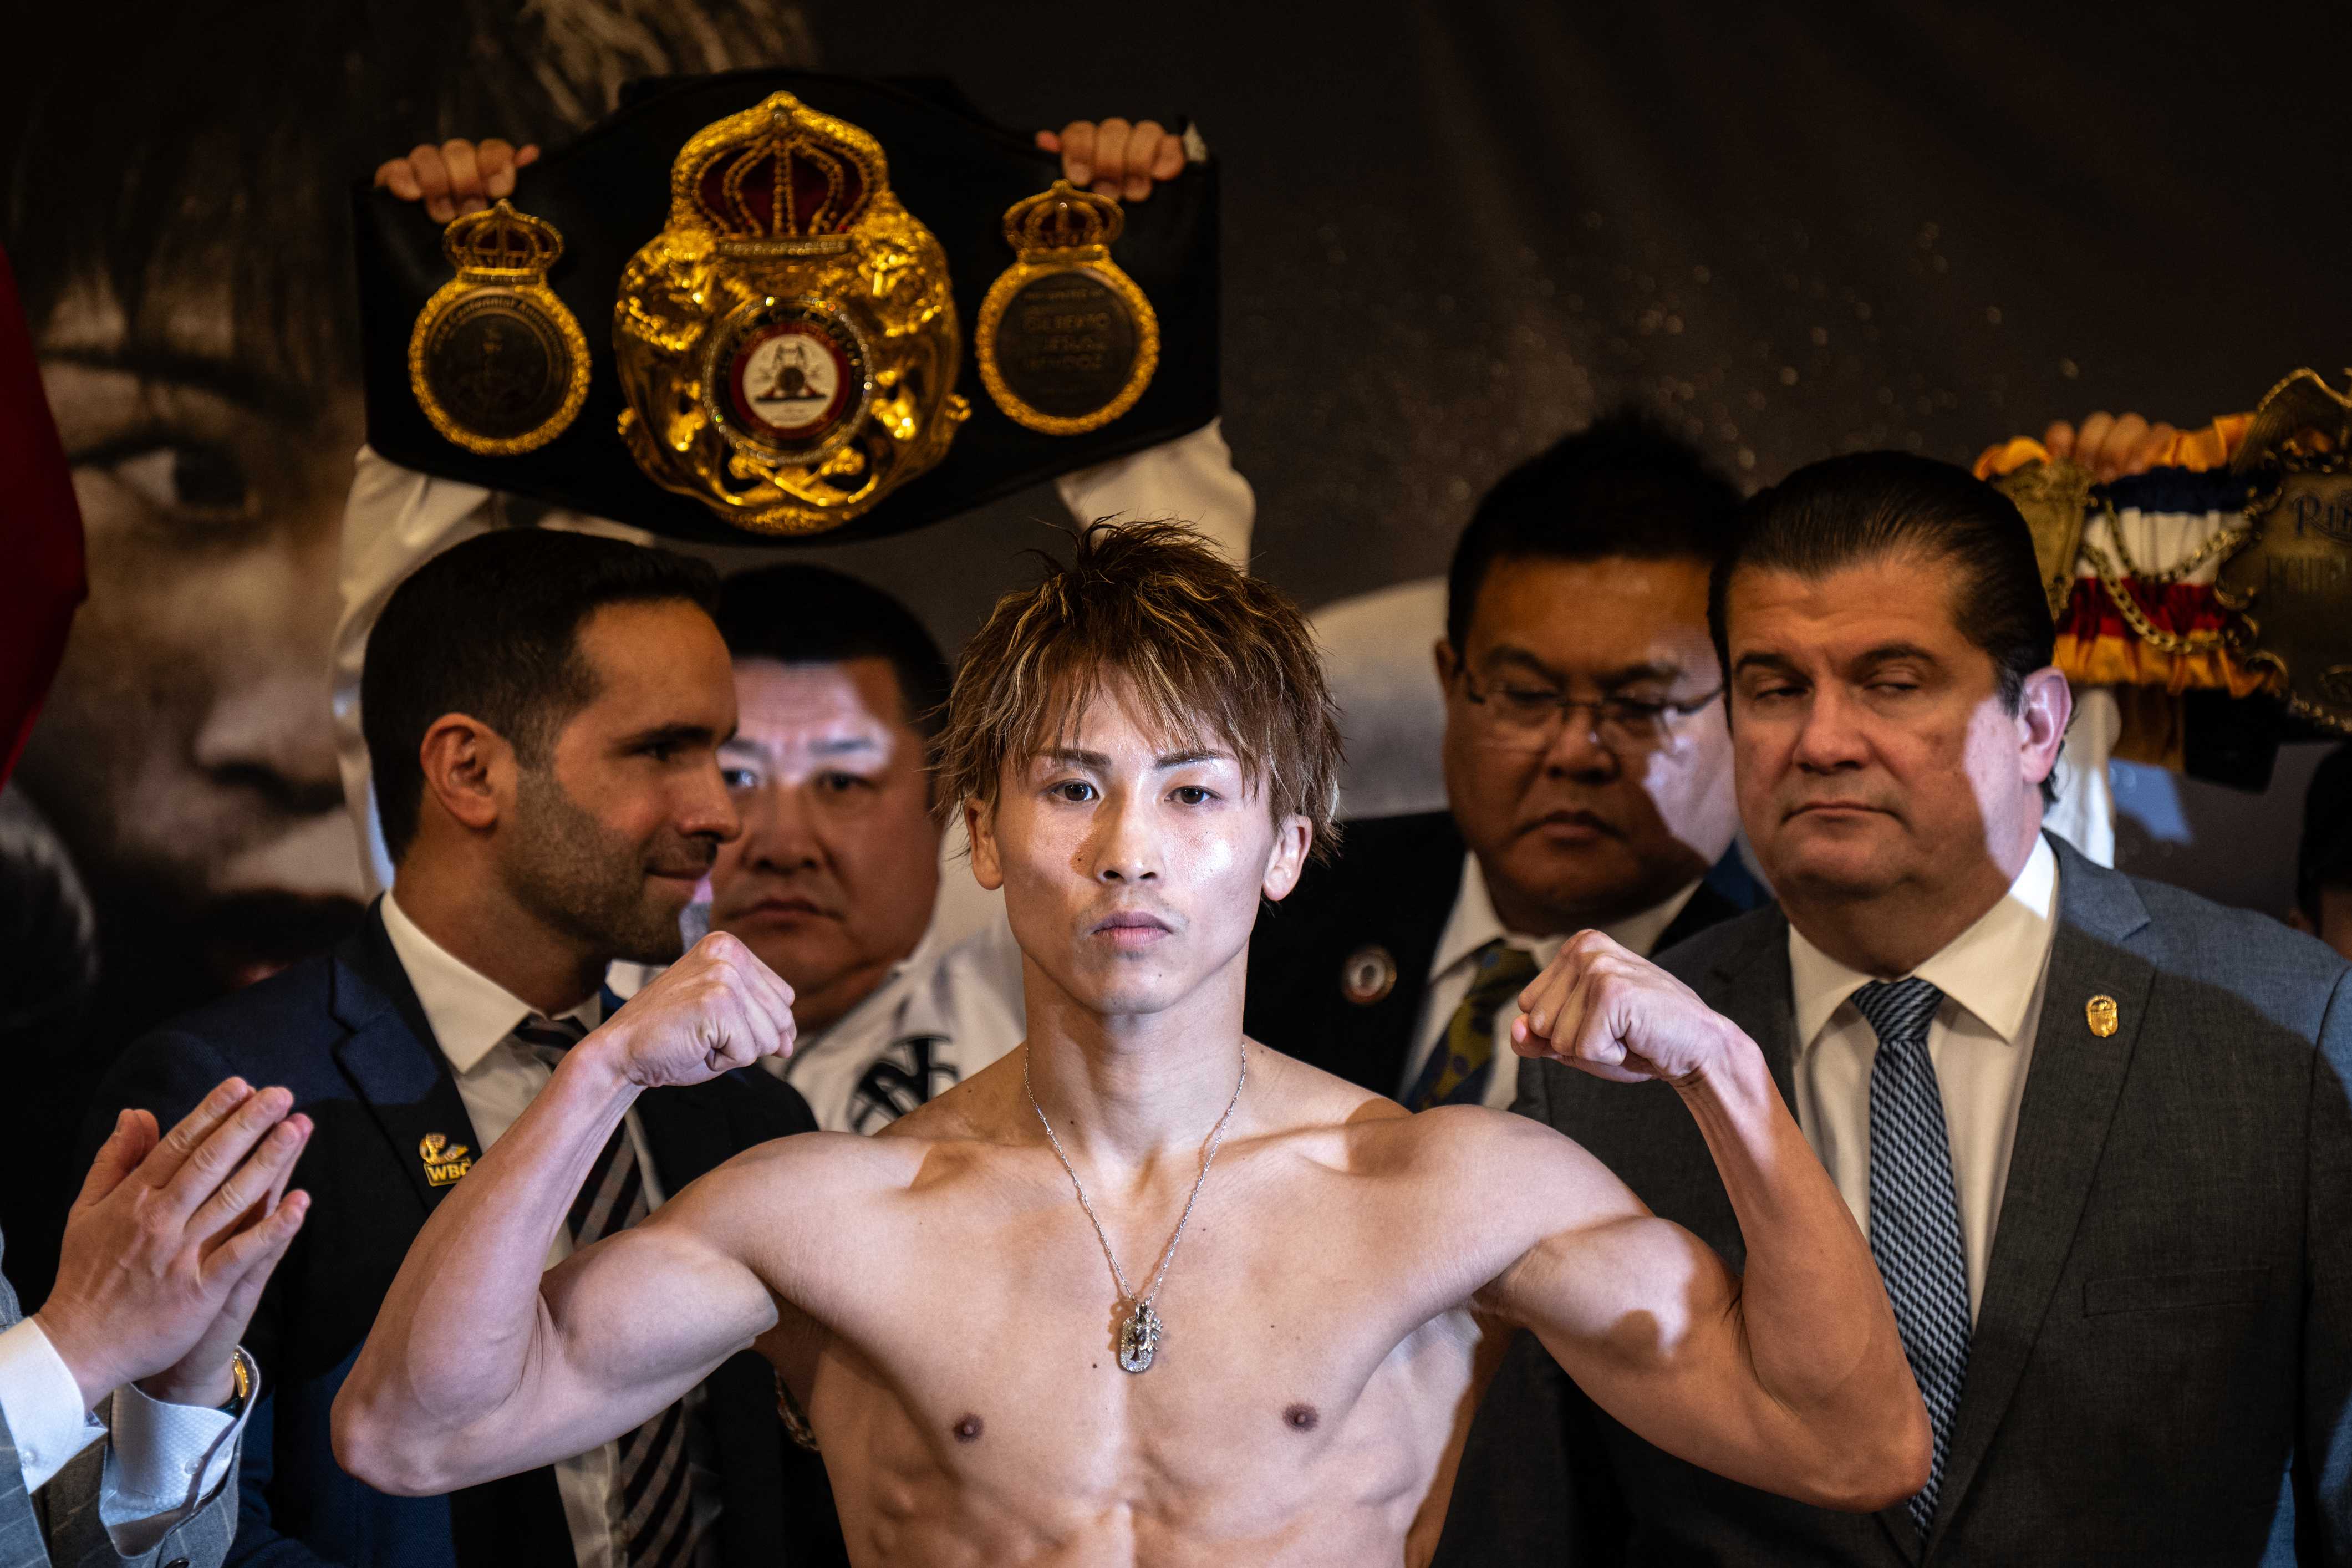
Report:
353,72,1219,547
2217,369,2352,736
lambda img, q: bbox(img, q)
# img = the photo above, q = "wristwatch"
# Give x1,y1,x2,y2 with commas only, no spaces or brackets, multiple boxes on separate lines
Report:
217,1348,254,1420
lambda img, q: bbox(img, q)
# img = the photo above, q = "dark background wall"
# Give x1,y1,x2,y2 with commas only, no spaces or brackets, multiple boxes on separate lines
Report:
784,0,2352,623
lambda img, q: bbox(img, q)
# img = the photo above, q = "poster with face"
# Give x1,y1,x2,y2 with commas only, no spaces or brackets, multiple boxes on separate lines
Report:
0,0,814,1299
4,0,810,1025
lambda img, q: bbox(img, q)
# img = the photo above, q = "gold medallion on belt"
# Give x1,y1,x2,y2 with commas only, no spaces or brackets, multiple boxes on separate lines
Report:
409,201,590,455
613,91,967,536
976,181,1160,436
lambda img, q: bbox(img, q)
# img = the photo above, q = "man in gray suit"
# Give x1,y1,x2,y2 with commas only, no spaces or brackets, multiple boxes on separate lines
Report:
0,1075,308,1568
1438,451,2352,1563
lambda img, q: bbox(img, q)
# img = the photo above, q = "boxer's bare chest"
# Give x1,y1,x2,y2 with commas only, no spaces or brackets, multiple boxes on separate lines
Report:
773,1129,1508,1565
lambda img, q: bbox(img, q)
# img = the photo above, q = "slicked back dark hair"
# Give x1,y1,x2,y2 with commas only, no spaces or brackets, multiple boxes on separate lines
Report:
362,530,720,862
1445,406,1743,653
1706,451,2055,714
715,564,952,746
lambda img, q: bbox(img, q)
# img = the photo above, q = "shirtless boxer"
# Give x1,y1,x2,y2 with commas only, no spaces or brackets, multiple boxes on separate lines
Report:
334,522,1930,1566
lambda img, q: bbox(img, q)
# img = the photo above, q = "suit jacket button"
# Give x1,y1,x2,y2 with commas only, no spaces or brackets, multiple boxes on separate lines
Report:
165,1559,190,1568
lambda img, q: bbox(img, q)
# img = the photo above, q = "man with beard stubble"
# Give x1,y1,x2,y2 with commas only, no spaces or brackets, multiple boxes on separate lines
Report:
90,529,846,1568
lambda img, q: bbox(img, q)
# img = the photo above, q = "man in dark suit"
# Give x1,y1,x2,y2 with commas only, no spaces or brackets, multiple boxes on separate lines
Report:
1439,451,2352,1563
93,530,845,1568
1248,409,1764,1107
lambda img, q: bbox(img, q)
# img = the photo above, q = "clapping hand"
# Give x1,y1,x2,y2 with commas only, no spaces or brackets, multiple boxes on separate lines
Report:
38,1077,310,1412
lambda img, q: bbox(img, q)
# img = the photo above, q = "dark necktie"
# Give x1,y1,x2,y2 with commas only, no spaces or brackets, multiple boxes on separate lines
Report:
517,1014,706,1568
1850,979,1972,1540
1406,940,1539,1111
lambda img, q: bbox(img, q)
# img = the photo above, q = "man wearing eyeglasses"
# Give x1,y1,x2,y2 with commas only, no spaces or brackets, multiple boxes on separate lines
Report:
1245,408,1762,1119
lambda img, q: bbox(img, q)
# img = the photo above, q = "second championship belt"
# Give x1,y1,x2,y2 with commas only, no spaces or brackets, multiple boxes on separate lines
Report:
614,93,966,536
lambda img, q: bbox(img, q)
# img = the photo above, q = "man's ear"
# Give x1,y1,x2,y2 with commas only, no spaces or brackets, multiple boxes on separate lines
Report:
1432,638,1457,694
2016,665,2073,786
1260,813,1314,903
416,714,515,836
964,797,1004,891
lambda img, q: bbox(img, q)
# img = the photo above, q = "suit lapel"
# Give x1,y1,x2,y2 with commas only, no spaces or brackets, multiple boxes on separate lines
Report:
1712,914,1800,1140
328,905,486,1219
1333,816,1465,1097
1654,880,1735,957
1706,912,1923,1562
1922,838,2153,1555
1647,913,1798,1266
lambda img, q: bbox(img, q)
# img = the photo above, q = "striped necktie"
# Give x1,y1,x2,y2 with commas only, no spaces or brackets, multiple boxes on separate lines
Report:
1406,940,1539,1111
517,1014,707,1568
1850,978,1971,1540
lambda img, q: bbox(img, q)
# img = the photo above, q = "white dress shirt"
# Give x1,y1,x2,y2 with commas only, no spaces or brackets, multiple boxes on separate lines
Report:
763,915,1027,1134
1788,834,2060,1321
0,1320,248,1554
380,892,669,1568
1404,854,1701,1110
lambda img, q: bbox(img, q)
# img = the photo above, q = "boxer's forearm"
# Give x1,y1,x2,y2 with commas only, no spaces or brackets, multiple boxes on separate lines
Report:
1673,1041,1926,1452
333,1045,639,1489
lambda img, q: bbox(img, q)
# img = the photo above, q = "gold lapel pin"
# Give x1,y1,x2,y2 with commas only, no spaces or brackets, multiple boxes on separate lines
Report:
2085,995,2120,1038
1341,944,1398,1006
419,1131,474,1188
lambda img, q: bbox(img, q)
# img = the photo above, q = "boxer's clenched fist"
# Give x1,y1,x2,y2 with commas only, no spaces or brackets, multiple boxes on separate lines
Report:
1508,930,1750,1086
589,932,796,1090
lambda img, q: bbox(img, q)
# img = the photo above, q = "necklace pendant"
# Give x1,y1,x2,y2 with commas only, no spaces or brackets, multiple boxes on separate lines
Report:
1117,1301,1163,1373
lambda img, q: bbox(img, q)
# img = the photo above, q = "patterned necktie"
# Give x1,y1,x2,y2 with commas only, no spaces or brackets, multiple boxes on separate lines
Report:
518,1015,706,1568
1850,979,1972,1540
1407,941,1539,1111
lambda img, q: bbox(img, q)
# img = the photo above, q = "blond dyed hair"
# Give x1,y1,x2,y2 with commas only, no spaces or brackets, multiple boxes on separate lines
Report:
938,521,1344,859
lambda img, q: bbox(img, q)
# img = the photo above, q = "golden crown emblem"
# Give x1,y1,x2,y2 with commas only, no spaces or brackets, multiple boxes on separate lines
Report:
1001,182,1126,256
680,96,881,250
613,92,967,535
441,200,565,277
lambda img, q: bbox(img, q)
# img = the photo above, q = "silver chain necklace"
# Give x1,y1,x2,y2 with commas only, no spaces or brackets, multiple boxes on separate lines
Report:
1023,1042,1247,1373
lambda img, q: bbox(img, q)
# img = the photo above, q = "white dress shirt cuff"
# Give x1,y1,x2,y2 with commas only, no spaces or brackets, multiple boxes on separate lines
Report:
0,1317,106,1494
100,1347,251,1556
